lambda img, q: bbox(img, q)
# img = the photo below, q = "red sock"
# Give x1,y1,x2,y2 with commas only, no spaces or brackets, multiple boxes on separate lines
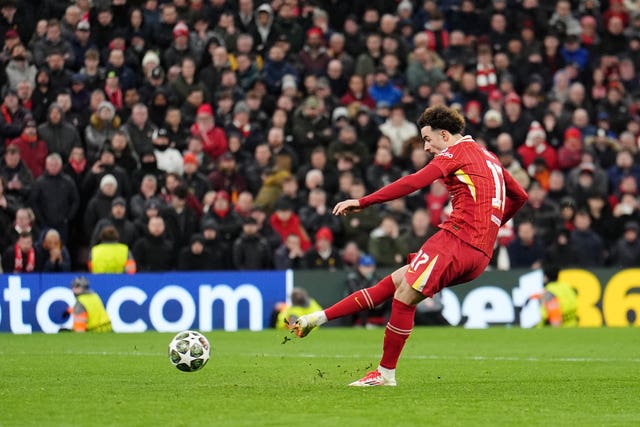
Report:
324,275,396,321
380,298,416,370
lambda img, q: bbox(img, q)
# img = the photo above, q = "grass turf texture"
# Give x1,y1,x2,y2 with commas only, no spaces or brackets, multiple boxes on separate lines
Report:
1,328,638,427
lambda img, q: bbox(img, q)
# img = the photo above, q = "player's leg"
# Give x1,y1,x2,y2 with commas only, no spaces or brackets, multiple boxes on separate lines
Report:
350,231,452,386
351,233,491,386
348,281,422,387
291,266,408,338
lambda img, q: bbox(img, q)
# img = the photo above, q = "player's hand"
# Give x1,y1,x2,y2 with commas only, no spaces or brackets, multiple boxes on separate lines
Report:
333,199,362,216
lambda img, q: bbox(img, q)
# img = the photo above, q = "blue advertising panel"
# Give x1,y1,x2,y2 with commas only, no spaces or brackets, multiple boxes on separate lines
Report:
0,272,290,333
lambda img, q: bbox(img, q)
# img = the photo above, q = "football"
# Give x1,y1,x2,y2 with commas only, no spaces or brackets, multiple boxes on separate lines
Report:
168,330,211,372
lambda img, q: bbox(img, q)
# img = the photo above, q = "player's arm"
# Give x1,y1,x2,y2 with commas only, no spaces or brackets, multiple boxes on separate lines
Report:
333,163,444,215
501,168,528,225
359,163,445,208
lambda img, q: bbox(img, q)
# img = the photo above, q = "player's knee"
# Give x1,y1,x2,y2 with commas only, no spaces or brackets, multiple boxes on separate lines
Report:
394,281,424,306
392,265,409,287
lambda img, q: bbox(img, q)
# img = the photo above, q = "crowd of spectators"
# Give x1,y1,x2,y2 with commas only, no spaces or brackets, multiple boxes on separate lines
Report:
1,0,640,274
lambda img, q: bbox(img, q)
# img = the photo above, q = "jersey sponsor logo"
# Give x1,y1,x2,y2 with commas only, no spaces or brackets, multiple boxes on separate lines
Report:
437,150,453,159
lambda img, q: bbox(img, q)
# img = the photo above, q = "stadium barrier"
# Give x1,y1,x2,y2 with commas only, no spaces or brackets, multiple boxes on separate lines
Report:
298,268,640,328
0,268,638,333
0,271,292,334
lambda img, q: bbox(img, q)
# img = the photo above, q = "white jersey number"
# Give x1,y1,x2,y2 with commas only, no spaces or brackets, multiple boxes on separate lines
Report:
486,160,506,213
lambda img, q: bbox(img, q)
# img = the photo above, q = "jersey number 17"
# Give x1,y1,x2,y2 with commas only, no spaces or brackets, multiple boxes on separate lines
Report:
486,159,506,213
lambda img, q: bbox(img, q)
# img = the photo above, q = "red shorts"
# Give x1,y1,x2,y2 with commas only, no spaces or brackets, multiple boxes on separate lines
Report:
405,230,490,298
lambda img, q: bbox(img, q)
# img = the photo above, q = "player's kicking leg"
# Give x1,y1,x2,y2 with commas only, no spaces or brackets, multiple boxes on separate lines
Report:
290,267,407,338
291,310,327,337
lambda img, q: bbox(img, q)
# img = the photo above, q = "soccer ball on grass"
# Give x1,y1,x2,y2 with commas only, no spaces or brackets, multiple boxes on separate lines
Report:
168,330,211,372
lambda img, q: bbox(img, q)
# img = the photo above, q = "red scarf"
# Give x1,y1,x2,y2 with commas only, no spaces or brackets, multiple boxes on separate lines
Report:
14,243,36,272
105,86,123,109
213,206,229,219
1,104,12,125
69,157,87,174
21,132,37,143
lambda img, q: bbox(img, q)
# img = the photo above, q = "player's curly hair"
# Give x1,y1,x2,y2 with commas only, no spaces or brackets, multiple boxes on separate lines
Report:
417,105,465,135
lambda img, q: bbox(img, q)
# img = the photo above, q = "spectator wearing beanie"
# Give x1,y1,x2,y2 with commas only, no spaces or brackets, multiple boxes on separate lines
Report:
85,101,121,162
190,103,228,162
609,221,640,268
304,226,343,271
9,119,47,178
90,196,138,248
251,3,277,54
163,21,193,69
182,152,210,202
298,27,330,77
502,92,531,149
517,121,558,171
557,127,583,172
151,127,183,175
84,173,118,235
291,96,332,163
225,101,265,155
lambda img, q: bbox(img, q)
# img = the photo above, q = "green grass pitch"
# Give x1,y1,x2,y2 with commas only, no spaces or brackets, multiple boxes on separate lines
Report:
1,327,639,426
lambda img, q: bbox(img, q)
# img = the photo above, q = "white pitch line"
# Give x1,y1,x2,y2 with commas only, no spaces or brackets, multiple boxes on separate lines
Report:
1,351,638,364
244,353,640,364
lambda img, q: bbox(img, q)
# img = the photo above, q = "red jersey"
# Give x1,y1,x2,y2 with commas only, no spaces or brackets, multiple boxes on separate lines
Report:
359,135,528,257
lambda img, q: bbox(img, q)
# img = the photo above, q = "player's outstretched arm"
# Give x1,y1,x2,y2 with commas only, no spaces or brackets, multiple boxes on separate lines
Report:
356,163,445,209
333,199,362,216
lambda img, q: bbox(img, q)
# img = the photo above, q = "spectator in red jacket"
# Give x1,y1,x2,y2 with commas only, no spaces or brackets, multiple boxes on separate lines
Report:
269,197,311,251
190,103,227,162
9,119,48,178
517,121,558,171
557,127,584,172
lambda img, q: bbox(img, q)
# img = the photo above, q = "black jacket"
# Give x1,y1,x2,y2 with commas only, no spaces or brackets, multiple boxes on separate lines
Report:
30,171,80,229
177,246,219,271
36,105,81,160
132,233,175,271
232,233,271,270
